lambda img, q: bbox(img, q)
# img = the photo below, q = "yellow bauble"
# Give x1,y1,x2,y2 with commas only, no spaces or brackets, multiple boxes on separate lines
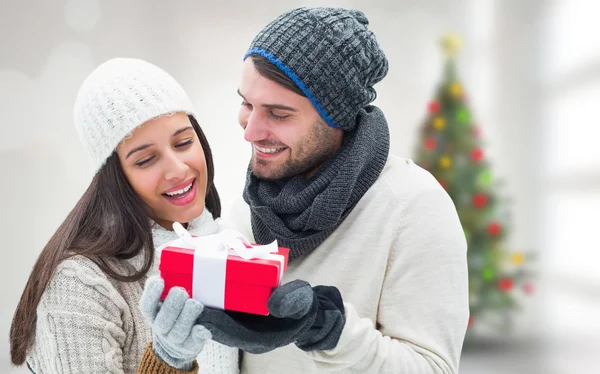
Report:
433,116,446,130
511,253,525,266
439,156,452,169
450,82,463,96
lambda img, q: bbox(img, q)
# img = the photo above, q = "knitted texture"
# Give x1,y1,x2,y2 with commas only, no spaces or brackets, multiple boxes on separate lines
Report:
150,209,241,374
196,280,345,354
231,157,470,373
244,7,388,131
243,106,390,260
27,210,239,374
140,276,211,370
138,343,199,374
27,256,150,373
74,58,198,173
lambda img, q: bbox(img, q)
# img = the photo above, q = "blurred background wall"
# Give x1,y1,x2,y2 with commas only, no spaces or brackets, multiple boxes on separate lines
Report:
1,0,598,373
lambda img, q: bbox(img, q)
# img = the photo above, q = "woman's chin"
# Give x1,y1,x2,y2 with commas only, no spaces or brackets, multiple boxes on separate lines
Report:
153,198,206,230
173,200,206,224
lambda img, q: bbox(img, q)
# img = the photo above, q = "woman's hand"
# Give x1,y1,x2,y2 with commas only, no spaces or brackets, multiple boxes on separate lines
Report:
139,276,211,370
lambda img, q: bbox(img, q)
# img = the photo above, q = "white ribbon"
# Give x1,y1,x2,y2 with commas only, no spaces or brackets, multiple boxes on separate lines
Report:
171,222,285,310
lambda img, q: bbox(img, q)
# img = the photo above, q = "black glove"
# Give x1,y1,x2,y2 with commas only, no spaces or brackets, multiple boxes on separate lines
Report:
197,280,345,354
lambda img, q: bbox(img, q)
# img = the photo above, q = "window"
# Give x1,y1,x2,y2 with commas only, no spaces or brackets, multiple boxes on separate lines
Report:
540,0,600,284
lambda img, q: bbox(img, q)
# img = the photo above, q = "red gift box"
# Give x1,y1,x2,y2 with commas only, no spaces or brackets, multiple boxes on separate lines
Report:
158,227,289,316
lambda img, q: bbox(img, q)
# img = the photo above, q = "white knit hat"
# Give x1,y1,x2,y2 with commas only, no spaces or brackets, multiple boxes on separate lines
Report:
74,57,198,173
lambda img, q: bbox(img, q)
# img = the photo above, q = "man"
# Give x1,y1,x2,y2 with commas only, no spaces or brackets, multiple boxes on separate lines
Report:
228,6,470,374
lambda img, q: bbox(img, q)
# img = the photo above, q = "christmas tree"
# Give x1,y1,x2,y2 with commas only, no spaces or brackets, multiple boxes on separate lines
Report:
414,35,533,338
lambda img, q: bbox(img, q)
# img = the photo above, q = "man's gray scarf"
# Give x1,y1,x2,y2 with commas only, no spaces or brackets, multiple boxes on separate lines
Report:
243,106,390,261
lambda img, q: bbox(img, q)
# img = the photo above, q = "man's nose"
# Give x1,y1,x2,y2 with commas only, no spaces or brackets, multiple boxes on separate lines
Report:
243,111,269,143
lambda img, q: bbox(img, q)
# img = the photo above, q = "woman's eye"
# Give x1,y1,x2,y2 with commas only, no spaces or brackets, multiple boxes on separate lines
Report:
175,139,194,148
136,156,155,167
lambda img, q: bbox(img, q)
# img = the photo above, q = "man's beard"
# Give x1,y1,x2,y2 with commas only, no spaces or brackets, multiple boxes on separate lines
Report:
251,119,341,180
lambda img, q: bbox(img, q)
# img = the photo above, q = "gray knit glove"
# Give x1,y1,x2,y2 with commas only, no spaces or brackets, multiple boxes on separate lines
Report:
140,276,211,370
198,280,345,354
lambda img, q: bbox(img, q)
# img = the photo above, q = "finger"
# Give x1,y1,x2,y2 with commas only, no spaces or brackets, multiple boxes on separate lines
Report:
268,280,314,319
189,325,212,347
168,299,205,344
154,286,189,335
313,285,343,303
139,276,165,324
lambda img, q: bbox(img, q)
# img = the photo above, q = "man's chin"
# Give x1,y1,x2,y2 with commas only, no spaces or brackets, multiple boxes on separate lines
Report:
251,159,279,180
251,169,280,181
250,158,321,181
250,165,285,181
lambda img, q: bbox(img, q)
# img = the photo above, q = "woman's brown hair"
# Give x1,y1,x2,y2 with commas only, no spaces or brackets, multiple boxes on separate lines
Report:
9,115,220,365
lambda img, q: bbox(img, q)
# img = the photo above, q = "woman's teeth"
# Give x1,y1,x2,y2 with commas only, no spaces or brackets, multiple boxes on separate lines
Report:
165,182,193,197
255,145,284,154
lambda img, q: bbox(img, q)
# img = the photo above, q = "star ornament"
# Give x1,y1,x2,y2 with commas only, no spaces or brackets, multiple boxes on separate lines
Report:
440,34,463,57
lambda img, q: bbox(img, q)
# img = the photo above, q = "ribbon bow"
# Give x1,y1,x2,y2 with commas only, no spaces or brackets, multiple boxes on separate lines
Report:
173,222,279,260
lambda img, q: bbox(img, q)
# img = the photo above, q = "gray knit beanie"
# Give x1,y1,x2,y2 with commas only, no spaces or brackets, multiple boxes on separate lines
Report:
74,58,198,173
244,7,389,131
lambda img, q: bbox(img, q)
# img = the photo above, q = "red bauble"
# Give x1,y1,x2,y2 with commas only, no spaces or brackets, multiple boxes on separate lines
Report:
488,221,502,236
424,137,436,150
471,148,484,163
428,101,441,114
498,277,513,292
437,179,448,190
473,193,488,208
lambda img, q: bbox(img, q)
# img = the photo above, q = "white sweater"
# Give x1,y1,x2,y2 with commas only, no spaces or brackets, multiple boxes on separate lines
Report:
228,157,469,374
27,209,239,374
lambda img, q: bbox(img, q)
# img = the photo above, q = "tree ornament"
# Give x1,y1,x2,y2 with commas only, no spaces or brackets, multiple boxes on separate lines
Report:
511,253,525,266
498,277,513,292
464,228,471,242
488,221,502,236
482,268,495,280
478,170,493,186
456,108,470,123
450,82,463,97
439,156,452,169
433,116,447,130
413,35,534,335
428,101,441,113
473,193,488,208
424,137,436,150
471,148,484,163
440,34,463,57
437,178,448,190
467,316,474,327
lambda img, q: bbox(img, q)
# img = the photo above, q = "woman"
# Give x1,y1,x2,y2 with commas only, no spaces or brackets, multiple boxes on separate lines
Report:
9,58,239,373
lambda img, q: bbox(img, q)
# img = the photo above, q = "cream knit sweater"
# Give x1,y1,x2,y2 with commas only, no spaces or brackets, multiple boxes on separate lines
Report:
26,209,239,374
229,157,470,374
